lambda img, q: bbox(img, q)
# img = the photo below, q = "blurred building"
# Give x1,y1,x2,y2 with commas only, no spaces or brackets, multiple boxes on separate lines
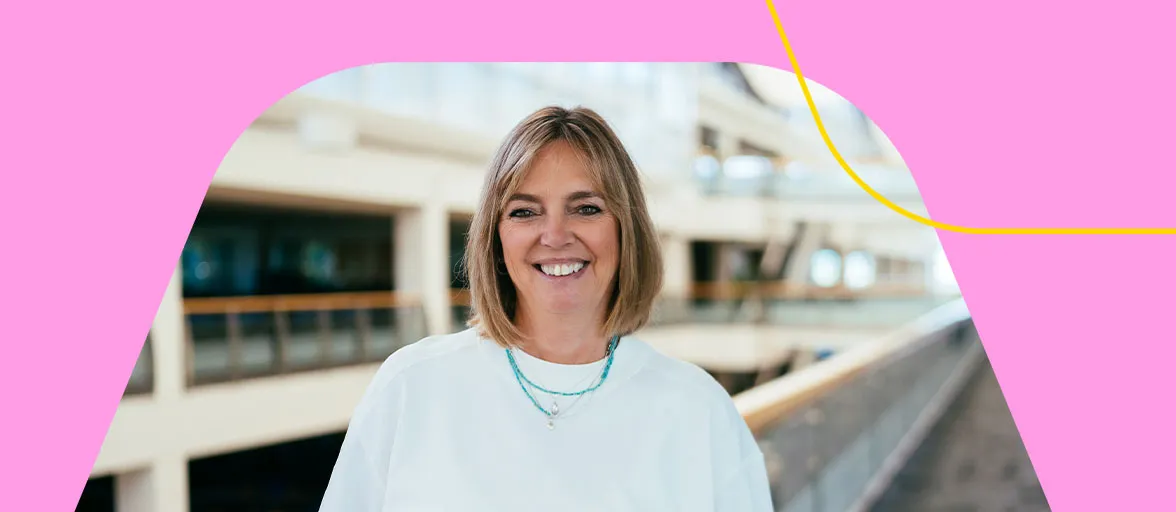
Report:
80,63,990,512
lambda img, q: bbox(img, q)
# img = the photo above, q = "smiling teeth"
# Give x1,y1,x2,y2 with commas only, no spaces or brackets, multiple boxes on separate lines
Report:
541,262,585,277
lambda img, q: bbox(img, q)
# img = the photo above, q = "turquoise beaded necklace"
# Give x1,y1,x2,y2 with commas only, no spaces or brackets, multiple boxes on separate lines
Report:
506,335,619,430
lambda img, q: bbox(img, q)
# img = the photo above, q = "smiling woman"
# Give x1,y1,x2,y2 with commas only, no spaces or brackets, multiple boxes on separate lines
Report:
318,106,774,512
496,139,624,363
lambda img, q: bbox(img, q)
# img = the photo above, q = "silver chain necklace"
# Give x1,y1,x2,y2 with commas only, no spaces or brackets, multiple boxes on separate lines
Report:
536,360,608,429
508,341,616,430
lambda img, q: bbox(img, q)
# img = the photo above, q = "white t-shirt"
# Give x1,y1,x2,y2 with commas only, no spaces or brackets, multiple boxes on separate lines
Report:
319,328,774,512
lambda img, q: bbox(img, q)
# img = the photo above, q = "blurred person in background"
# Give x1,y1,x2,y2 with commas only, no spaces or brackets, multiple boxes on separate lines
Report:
319,106,772,511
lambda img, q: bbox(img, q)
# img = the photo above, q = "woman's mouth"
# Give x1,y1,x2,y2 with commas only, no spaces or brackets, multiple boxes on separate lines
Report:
534,261,587,277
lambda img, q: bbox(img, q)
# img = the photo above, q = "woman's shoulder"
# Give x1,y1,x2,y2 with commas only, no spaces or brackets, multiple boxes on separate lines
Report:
625,336,764,464
364,328,484,390
624,336,738,405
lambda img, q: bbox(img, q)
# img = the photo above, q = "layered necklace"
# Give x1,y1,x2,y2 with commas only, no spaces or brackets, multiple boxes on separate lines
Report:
505,335,620,430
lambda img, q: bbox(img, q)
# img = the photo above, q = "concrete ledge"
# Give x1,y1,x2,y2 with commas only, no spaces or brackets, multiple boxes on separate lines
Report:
92,363,381,477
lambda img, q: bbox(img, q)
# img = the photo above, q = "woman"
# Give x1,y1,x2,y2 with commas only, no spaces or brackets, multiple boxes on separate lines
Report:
319,106,773,511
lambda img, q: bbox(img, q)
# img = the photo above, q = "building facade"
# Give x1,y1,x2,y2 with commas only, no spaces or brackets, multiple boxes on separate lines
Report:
84,62,956,512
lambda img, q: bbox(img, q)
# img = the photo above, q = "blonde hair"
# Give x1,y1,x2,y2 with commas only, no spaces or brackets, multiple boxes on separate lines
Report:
462,106,664,348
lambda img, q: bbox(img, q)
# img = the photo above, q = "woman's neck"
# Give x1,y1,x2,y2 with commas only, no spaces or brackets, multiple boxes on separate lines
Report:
514,307,611,365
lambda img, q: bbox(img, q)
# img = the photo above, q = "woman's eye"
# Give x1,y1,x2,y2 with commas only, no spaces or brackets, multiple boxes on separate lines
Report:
577,205,603,215
508,209,535,218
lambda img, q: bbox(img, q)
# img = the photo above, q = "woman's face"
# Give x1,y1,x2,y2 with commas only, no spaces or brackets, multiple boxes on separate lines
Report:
498,140,620,320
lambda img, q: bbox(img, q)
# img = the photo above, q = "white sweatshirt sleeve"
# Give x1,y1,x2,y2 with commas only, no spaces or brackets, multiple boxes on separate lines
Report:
318,429,387,512
318,359,406,512
714,449,775,512
705,373,776,512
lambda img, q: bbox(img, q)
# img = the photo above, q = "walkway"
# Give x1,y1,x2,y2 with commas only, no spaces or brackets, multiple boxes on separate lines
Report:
869,355,1051,512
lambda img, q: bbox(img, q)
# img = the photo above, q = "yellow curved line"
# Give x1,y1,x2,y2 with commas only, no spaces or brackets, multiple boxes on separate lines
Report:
763,0,1176,235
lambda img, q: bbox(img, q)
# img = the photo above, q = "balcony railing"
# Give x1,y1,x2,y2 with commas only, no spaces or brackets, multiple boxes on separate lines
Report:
448,282,940,332
183,291,427,386
692,152,922,202
675,281,939,327
733,298,979,512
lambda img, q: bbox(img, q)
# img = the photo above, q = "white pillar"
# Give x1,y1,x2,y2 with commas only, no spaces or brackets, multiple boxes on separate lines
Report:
151,265,187,400
115,455,188,512
717,132,739,160
784,223,828,284
758,217,796,280
909,260,926,290
395,203,451,337
716,244,736,283
660,234,692,298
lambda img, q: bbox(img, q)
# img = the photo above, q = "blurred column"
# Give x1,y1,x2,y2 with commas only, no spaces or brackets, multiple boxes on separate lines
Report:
876,255,892,286
395,201,451,337
894,258,910,285
717,132,739,162
758,218,798,281
660,234,691,298
909,260,927,293
152,264,187,401
717,244,736,284
115,455,188,512
784,223,828,285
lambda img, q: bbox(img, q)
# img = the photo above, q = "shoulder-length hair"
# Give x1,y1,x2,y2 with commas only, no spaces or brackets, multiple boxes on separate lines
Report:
462,106,664,348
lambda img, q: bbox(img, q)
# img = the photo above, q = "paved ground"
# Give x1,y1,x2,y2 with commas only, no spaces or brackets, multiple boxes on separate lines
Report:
869,355,1052,512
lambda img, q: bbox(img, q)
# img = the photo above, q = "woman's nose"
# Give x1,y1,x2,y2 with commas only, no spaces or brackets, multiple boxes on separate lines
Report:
540,214,573,247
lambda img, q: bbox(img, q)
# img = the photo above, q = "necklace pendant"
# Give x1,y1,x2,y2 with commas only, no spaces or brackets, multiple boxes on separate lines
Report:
546,418,555,430
551,401,560,416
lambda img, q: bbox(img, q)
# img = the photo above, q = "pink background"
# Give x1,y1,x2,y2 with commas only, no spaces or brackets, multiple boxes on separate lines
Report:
3,0,1173,510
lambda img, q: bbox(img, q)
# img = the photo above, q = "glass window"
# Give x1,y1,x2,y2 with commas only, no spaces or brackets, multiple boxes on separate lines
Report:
301,240,338,285
180,228,260,297
810,249,843,287
843,251,876,289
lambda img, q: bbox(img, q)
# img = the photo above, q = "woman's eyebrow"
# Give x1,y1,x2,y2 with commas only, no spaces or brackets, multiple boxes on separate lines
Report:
506,193,540,203
566,191,602,201
506,191,601,203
